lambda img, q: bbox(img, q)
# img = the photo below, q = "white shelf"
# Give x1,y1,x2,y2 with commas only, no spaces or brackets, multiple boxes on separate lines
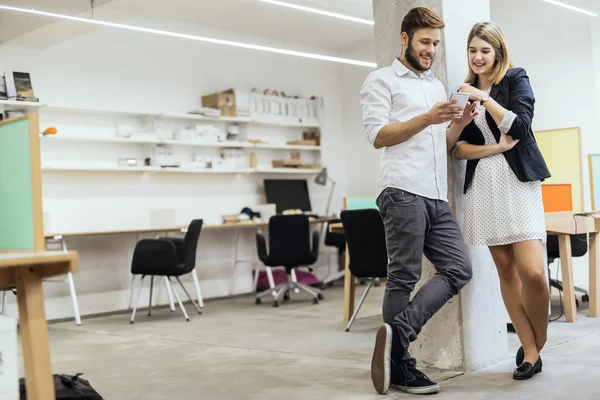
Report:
0,99,46,111
256,168,320,174
42,165,159,173
39,135,321,151
40,165,321,175
254,143,320,151
40,104,320,129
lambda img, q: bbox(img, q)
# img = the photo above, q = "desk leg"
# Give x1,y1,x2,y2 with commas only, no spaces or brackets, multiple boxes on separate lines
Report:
589,232,599,317
558,234,577,322
343,244,355,322
15,266,56,399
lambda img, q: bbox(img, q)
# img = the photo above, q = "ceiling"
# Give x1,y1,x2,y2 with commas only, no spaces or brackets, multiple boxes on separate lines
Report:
1,0,598,56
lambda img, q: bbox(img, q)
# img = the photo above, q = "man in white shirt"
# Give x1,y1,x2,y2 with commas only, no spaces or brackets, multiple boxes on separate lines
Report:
360,7,478,396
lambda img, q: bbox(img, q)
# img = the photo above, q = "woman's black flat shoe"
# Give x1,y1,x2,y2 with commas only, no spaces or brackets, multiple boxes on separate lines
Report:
516,346,524,367
513,356,543,380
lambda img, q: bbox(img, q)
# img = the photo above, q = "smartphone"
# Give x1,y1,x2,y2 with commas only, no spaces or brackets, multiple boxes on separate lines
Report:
449,92,470,118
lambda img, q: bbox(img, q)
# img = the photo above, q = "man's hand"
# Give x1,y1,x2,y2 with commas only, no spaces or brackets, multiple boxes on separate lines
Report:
426,100,463,125
498,132,519,151
453,101,478,128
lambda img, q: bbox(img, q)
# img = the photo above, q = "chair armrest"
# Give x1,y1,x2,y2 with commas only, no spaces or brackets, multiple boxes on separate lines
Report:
131,239,179,274
256,232,269,263
312,230,320,258
159,237,184,264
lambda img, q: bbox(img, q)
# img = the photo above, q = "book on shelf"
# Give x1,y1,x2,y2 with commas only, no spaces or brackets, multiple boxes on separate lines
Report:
4,71,39,102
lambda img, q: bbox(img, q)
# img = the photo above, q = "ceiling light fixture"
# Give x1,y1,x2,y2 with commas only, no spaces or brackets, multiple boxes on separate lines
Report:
257,0,374,25
541,0,597,17
0,4,377,68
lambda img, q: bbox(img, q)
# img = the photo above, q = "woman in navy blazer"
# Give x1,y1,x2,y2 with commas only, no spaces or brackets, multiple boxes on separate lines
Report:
452,22,551,381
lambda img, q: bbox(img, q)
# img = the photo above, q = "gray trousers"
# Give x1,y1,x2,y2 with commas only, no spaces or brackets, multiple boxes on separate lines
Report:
376,187,473,367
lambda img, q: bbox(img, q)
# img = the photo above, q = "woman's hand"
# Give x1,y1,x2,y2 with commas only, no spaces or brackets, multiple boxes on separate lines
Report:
453,101,478,128
498,131,519,151
458,84,487,102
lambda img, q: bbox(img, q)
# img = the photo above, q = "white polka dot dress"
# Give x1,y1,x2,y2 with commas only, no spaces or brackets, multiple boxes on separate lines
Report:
462,97,547,247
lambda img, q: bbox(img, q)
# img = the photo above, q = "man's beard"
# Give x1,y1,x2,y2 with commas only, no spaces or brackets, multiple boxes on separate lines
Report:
404,37,434,72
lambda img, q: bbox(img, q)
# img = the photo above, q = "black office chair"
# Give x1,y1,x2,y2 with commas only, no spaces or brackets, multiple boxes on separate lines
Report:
129,219,203,323
255,214,323,307
547,233,590,306
340,208,388,332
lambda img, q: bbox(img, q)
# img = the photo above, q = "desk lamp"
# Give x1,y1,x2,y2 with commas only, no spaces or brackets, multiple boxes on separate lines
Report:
315,167,335,217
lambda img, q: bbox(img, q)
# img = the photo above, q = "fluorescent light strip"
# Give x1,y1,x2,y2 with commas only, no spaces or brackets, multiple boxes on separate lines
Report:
0,4,377,68
541,0,597,17
257,0,374,25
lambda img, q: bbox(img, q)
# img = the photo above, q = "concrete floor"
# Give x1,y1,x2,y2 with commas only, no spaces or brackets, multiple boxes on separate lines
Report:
36,284,599,399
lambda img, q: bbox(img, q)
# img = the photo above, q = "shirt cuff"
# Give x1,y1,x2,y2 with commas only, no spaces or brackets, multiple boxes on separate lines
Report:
452,141,468,160
366,124,387,145
498,111,517,133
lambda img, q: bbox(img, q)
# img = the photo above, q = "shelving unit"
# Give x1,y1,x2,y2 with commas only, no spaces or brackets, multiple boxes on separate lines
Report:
1,99,324,176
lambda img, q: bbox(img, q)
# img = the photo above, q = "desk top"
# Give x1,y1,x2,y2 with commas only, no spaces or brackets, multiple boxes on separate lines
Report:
329,213,599,235
0,251,78,289
45,217,337,239
0,251,78,269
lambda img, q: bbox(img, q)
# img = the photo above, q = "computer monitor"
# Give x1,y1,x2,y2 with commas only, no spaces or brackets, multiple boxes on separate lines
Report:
263,179,312,214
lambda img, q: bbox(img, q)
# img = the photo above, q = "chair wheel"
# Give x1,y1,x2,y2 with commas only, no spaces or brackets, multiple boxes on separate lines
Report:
312,298,319,305
272,301,279,308
284,293,290,301
318,294,324,301
582,294,589,303
576,298,580,308
255,298,262,305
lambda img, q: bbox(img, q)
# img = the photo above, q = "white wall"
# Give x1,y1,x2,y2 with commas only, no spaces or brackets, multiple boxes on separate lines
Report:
0,21,366,320
491,0,600,292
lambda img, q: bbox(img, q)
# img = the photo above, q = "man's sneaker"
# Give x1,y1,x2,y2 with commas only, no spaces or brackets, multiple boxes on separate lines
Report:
371,323,404,395
392,364,440,395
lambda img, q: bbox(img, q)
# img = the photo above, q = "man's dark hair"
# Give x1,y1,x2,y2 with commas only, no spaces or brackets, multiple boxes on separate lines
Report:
401,7,445,39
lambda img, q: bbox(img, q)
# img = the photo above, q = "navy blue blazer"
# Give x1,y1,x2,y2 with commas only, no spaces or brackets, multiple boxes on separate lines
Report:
457,67,551,194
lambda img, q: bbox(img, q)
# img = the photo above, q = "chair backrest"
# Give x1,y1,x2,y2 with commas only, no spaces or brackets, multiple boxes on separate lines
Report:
340,209,388,279
546,233,588,261
183,219,203,271
344,196,378,211
267,214,314,265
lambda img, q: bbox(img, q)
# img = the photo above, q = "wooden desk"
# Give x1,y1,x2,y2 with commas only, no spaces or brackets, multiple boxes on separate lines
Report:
0,251,78,400
332,212,599,324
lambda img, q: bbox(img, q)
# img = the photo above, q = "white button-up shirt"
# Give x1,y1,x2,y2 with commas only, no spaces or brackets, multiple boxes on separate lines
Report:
360,58,449,202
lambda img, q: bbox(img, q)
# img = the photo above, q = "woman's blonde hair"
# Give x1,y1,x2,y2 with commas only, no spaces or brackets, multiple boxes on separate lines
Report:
465,22,515,86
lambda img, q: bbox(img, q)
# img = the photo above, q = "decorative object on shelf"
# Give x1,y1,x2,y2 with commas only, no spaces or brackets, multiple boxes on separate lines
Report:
201,88,237,117
226,124,240,141
41,127,57,136
249,152,257,168
314,167,336,217
272,159,303,168
152,144,178,167
118,158,139,167
287,139,317,146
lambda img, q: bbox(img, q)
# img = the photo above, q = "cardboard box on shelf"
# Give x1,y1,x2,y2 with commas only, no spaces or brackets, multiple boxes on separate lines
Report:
201,89,237,117
303,132,321,146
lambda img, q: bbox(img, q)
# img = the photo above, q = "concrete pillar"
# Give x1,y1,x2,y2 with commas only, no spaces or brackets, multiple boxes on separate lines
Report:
372,0,507,372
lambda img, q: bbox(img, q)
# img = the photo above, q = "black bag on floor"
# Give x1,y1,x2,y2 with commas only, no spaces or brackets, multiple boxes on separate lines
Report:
20,373,103,400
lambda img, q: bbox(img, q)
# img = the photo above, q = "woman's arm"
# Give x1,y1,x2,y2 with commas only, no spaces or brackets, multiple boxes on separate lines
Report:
459,68,534,140
454,132,519,160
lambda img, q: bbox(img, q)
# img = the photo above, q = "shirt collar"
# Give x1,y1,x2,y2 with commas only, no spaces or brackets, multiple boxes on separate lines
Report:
392,58,433,79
